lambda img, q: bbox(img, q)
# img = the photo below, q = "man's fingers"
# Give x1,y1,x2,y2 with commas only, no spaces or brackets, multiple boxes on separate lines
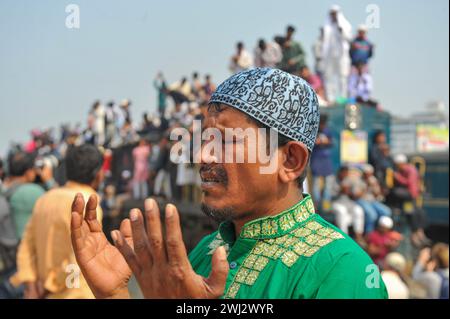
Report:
70,194,85,245
71,193,85,216
144,198,166,263
129,209,153,266
70,194,84,232
164,204,189,267
206,246,229,298
119,218,134,248
85,194,98,220
71,212,83,242
111,230,141,276
85,194,102,232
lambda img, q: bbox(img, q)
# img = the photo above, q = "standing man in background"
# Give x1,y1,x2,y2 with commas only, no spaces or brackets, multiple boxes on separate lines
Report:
10,144,104,299
254,39,282,68
322,5,352,102
277,25,306,75
350,25,374,69
229,42,254,73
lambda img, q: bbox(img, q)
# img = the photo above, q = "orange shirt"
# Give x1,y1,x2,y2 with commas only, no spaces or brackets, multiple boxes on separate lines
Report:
10,181,103,299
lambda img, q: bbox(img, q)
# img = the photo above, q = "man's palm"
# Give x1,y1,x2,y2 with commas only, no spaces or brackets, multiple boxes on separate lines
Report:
71,193,132,298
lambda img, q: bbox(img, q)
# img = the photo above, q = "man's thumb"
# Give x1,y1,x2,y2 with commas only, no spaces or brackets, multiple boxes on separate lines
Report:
206,246,229,297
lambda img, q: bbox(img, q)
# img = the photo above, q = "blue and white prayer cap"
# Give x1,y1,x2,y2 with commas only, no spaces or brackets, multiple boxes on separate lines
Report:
209,68,320,152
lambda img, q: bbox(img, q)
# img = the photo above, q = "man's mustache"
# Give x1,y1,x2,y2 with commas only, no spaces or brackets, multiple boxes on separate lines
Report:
199,164,228,184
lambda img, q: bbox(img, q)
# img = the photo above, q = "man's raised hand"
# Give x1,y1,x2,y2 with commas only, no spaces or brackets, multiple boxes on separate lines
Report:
111,198,229,299
71,193,132,298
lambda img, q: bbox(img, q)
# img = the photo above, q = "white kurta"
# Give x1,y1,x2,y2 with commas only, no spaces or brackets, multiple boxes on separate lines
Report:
322,10,352,102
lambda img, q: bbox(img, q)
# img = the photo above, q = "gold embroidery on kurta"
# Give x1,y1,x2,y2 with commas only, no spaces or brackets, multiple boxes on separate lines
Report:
241,197,313,239
207,233,230,256
223,196,344,299
224,219,344,298
227,283,240,298
253,256,269,271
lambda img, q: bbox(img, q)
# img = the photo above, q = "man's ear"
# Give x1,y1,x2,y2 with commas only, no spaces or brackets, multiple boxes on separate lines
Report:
278,142,309,184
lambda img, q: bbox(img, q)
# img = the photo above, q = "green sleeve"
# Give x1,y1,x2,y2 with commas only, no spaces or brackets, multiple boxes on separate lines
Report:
315,251,388,299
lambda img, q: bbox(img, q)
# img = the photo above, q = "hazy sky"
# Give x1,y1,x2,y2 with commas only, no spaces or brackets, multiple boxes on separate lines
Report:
0,0,449,156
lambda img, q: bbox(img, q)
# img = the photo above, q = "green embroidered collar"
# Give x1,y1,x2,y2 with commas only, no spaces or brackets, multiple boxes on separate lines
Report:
219,194,316,241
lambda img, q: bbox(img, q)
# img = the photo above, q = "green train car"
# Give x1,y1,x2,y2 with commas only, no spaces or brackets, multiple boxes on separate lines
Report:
319,103,391,172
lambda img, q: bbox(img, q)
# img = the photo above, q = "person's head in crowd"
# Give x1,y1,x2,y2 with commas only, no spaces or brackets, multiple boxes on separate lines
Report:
337,165,350,181
143,112,151,125
339,177,353,195
66,144,104,190
205,74,212,84
357,24,368,39
236,41,244,54
431,243,449,270
138,136,149,147
192,72,199,80
8,151,37,183
120,99,131,109
103,148,113,160
362,163,375,178
273,35,285,48
92,100,101,111
31,128,41,140
104,184,116,198
299,66,313,83
180,77,188,86
378,216,394,234
258,39,267,51
286,25,295,41
329,4,340,23
393,154,408,171
384,252,407,273
67,131,79,146
202,68,318,224
107,101,115,108
372,130,386,145
30,129,43,149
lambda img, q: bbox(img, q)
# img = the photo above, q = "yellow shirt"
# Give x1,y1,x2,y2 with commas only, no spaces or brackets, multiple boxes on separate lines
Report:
10,181,103,299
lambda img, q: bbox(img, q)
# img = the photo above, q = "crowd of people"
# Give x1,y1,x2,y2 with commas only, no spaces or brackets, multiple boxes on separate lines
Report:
0,4,447,300
228,5,377,108
310,118,448,299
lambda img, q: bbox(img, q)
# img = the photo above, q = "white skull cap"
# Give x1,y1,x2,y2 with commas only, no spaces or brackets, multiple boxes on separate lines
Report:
378,216,394,229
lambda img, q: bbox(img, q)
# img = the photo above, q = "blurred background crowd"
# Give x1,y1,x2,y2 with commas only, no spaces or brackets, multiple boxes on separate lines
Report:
0,5,448,300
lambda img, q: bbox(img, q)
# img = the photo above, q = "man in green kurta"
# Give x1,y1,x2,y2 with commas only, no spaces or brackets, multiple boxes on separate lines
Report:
71,68,387,299
190,194,386,298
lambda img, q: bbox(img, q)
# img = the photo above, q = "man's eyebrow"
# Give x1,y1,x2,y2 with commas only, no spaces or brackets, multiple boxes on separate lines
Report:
207,103,226,114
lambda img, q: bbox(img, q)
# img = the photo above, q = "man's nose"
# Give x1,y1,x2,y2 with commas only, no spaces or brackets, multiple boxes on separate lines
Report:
198,139,221,164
